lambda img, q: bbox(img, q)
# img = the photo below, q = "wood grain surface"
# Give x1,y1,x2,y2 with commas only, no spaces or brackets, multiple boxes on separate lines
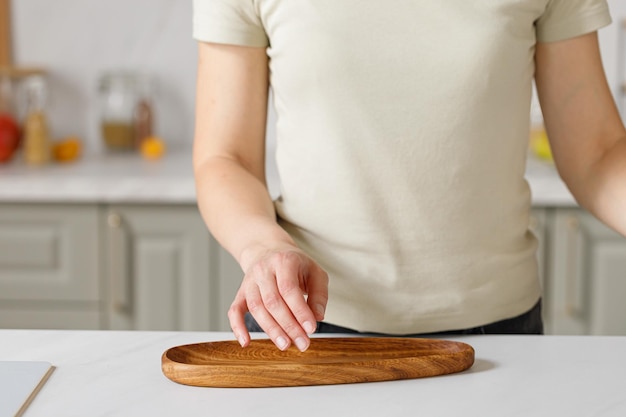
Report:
0,67,46,78
0,0,12,67
162,337,475,388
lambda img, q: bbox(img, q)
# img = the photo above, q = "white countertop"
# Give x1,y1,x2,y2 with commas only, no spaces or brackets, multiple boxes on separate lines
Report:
524,155,576,206
0,330,624,417
0,150,199,204
0,149,575,206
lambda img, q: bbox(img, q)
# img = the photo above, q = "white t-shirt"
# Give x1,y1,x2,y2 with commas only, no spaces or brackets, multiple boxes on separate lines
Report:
193,0,612,333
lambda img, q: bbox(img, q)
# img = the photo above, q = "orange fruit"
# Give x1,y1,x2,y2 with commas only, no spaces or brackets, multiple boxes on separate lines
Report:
52,137,82,163
140,136,166,160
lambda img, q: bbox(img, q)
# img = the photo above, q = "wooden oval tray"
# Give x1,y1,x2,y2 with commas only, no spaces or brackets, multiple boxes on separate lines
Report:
161,337,474,388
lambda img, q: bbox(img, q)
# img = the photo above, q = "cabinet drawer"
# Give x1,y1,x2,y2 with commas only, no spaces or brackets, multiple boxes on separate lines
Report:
0,204,100,302
0,303,101,329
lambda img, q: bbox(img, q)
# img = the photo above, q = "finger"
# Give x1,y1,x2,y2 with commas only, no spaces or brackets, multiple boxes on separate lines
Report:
228,293,251,348
246,285,293,351
305,265,329,322
257,273,312,352
274,263,318,336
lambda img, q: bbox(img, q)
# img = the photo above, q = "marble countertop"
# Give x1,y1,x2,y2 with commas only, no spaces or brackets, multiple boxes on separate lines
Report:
0,150,199,204
524,155,576,206
0,330,625,417
0,149,575,206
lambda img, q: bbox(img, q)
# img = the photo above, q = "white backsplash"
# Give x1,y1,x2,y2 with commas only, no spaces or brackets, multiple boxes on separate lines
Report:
10,0,626,154
12,0,198,153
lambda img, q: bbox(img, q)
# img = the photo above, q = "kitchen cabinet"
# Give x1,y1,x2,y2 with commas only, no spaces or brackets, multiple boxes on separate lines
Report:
2,202,626,335
0,203,101,329
203,207,626,335
0,202,237,331
529,208,549,294
216,247,243,331
545,209,626,336
532,207,626,336
102,205,217,331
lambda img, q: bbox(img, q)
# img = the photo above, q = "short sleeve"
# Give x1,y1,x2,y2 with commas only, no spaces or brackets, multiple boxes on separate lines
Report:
193,0,269,47
536,0,612,43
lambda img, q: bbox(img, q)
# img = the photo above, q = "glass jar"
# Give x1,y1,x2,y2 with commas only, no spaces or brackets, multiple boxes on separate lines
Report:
98,72,154,151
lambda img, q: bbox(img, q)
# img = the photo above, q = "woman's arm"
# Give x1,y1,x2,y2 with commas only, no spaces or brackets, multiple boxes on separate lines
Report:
193,42,328,352
535,32,626,236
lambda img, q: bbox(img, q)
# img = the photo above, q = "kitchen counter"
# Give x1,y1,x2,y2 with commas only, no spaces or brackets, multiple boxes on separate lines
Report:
0,330,624,417
0,149,574,205
0,150,199,204
525,155,576,206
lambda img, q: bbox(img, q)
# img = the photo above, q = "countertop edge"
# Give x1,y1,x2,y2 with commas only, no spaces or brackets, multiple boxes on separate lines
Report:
0,153,578,206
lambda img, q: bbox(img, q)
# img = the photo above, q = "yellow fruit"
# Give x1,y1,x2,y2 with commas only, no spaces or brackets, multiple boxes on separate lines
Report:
530,129,553,161
140,136,166,160
52,137,82,163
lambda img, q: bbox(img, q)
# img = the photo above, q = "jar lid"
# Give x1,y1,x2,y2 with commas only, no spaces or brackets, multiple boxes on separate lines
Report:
21,74,48,111
98,71,140,92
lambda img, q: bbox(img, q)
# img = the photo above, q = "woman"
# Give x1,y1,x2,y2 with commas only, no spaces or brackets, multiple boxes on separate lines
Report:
192,0,626,352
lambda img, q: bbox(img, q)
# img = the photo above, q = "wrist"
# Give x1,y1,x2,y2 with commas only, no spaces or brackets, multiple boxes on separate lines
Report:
238,236,298,273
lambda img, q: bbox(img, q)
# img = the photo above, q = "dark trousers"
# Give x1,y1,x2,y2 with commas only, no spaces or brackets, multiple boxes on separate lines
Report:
245,299,544,336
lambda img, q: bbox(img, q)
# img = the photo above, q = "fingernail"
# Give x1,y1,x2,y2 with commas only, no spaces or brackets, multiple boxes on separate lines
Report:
276,336,289,351
237,335,246,347
303,321,316,334
315,304,325,318
295,337,308,352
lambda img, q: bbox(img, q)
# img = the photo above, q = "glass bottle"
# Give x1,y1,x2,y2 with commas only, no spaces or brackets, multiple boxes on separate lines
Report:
21,75,51,165
134,98,154,146
0,73,16,114
133,76,155,147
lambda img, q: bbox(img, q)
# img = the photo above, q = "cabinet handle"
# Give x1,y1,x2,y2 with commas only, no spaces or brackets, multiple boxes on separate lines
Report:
108,213,122,229
565,215,582,318
108,212,131,314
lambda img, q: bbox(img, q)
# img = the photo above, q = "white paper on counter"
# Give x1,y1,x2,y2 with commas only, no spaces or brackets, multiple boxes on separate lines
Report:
0,361,54,417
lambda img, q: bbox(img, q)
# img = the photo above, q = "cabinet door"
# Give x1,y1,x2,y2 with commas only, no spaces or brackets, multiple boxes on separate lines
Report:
547,209,626,335
529,209,548,294
103,205,215,331
529,208,550,330
216,248,243,331
0,203,100,329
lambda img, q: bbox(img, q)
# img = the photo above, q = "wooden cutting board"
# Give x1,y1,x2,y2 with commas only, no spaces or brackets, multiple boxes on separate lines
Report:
0,0,12,67
162,337,474,388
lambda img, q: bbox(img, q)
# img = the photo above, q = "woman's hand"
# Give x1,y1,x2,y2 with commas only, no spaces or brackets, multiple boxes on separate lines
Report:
192,42,328,351
229,244,329,352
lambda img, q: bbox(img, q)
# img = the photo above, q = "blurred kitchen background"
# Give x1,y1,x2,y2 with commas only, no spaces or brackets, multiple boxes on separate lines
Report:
5,0,626,154
0,1,625,335
8,0,196,154
3,0,625,157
